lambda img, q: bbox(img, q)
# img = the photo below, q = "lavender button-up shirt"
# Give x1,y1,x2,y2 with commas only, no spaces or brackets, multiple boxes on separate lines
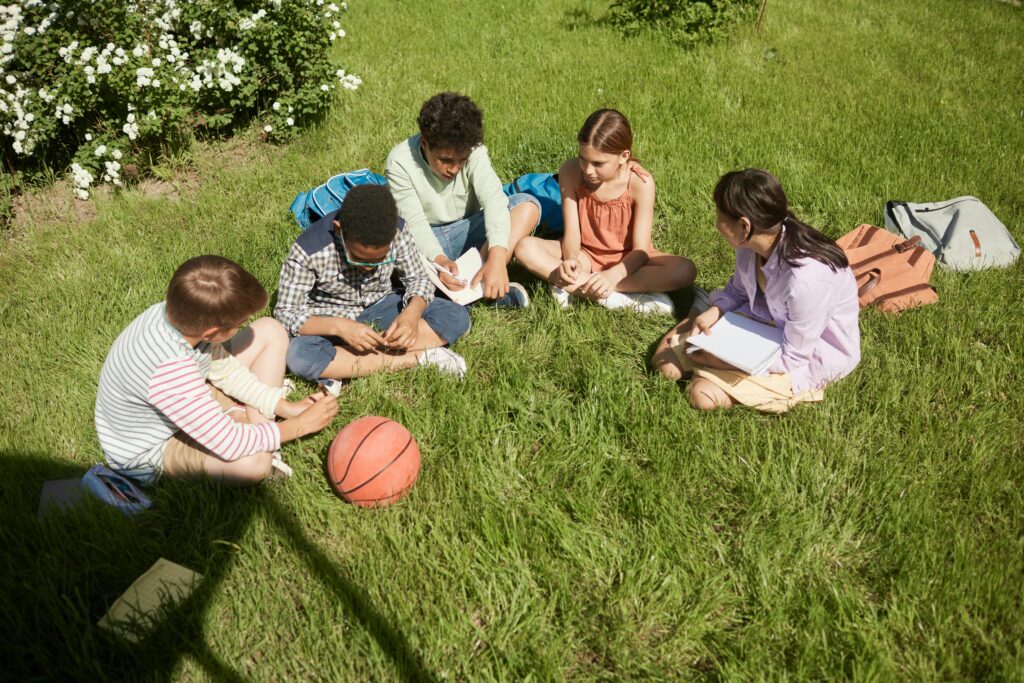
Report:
709,242,861,393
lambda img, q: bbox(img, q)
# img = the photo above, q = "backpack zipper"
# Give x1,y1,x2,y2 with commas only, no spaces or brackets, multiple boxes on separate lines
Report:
915,198,975,213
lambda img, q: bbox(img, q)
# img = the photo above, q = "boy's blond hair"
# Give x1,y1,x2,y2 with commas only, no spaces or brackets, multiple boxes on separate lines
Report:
165,256,268,335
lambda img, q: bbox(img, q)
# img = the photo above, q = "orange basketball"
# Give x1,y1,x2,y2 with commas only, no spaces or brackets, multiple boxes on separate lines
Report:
327,416,421,508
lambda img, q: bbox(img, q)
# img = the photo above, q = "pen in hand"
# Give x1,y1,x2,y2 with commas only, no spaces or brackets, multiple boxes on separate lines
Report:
431,261,470,286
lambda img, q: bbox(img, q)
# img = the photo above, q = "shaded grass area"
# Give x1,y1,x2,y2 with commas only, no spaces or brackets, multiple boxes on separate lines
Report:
2,0,1023,679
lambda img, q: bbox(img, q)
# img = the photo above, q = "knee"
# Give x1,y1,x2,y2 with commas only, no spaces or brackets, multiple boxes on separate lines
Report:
514,236,539,262
654,356,683,381
512,199,540,227
426,299,472,345
673,258,697,289
688,380,724,411
253,317,290,350
241,451,274,483
449,304,472,342
652,337,682,380
286,337,334,381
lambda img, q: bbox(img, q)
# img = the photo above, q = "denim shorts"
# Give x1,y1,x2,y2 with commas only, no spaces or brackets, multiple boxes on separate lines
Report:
431,192,541,261
285,293,471,381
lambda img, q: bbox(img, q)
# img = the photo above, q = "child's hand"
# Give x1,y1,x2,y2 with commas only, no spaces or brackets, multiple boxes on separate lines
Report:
336,318,387,353
473,253,509,300
628,160,651,183
277,395,317,419
558,257,582,285
692,306,722,335
577,271,618,300
294,394,338,436
434,255,465,291
383,311,419,350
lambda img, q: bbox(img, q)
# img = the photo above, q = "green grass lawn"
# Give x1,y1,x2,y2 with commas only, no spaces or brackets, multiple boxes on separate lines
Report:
2,0,1023,679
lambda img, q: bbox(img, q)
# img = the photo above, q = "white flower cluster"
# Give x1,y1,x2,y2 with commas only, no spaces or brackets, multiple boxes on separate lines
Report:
150,0,182,34
194,48,245,92
2,4,56,67
71,163,94,200
1,85,36,155
123,111,139,140
1,3,58,154
3,0,361,191
336,69,362,91
239,8,267,32
324,2,347,41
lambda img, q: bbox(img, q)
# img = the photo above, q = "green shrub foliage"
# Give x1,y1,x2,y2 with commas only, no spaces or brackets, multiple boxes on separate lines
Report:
0,0,360,198
607,0,759,48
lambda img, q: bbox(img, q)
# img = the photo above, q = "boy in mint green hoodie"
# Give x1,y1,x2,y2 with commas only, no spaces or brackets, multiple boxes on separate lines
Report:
385,92,540,308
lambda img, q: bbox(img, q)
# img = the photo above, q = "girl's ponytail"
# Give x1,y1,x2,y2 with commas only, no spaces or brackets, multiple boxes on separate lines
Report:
776,214,849,271
714,169,848,272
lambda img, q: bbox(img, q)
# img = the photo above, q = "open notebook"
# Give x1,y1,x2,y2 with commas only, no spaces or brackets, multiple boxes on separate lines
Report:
421,248,484,305
684,311,784,376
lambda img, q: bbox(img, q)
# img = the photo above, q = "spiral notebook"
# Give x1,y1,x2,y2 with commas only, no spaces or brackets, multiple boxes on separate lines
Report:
684,311,783,376
421,248,484,305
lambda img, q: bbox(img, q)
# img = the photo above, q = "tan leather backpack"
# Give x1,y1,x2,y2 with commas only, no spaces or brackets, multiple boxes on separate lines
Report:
836,224,938,313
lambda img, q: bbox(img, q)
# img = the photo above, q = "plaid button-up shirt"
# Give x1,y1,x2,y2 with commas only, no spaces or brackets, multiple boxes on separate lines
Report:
274,211,435,336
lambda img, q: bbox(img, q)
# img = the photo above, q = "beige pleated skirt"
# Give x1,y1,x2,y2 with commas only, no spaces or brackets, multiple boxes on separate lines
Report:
669,334,823,414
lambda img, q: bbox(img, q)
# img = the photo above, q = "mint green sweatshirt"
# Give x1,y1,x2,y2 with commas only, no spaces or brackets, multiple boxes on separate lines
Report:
385,134,510,261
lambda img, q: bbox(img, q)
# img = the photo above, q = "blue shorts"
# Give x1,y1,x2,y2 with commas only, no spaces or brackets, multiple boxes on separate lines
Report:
285,294,471,381
431,192,541,261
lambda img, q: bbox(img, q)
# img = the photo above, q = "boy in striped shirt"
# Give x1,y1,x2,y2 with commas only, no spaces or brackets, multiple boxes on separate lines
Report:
94,256,338,486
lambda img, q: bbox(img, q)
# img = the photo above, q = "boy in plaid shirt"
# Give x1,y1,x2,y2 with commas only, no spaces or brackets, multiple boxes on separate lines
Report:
276,185,471,381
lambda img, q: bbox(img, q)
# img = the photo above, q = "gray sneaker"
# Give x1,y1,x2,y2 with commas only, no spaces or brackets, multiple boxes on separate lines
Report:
493,282,530,309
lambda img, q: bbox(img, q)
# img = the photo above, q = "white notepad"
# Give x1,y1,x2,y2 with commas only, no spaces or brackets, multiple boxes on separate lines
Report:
422,248,484,305
98,558,203,642
684,311,784,376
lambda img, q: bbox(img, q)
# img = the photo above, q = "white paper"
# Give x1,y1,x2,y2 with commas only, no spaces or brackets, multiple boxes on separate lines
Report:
684,311,784,375
98,558,203,642
422,248,484,305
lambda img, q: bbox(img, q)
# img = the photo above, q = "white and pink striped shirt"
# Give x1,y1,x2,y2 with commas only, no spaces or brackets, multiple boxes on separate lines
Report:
95,303,283,483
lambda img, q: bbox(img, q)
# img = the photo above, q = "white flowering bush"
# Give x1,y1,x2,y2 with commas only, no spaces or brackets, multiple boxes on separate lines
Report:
1,0,360,203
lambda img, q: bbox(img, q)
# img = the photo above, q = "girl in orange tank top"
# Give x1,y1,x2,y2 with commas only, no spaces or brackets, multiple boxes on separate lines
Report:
514,109,696,314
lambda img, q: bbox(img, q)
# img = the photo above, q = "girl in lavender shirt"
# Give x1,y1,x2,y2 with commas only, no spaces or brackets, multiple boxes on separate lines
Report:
652,169,860,413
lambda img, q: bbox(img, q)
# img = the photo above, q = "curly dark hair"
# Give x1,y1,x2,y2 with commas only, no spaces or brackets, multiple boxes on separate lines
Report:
417,92,484,152
335,185,398,248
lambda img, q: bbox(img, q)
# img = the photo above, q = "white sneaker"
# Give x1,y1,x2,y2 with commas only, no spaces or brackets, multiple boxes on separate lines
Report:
597,291,635,310
599,291,674,315
320,379,343,397
417,347,467,379
630,292,675,315
270,451,293,479
549,283,575,309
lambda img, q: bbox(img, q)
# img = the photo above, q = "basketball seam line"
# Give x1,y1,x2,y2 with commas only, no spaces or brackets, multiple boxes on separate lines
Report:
331,419,390,485
337,434,413,495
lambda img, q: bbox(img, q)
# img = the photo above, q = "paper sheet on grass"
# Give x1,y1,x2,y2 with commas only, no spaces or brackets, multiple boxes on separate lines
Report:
37,478,85,517
422,248,484,305
683,311,784,376
98,558,203,642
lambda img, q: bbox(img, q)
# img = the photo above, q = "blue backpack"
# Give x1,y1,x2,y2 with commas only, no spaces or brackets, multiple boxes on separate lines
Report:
503,172,562,235
289,169,388,230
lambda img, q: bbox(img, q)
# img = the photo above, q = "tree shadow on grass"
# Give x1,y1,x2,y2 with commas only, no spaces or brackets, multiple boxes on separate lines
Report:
0,450,437,682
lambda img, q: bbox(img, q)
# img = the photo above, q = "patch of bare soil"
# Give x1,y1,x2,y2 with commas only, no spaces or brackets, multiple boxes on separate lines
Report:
8,178,98,237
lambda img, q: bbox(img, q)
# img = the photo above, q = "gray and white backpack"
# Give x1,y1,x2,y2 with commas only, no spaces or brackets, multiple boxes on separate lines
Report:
884,196,1019,271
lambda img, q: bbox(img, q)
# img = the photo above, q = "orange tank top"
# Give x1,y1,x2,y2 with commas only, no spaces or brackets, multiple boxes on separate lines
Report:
577,181,633,270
